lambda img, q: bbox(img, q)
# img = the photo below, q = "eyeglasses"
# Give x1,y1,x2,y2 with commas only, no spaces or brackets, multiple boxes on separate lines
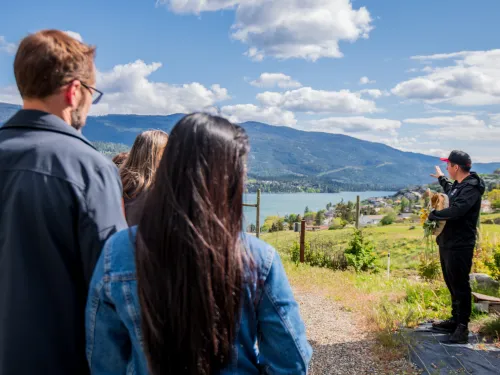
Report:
81,82,103,105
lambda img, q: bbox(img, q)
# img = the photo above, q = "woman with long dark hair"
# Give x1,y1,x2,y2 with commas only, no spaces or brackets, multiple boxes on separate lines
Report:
85,113,312,374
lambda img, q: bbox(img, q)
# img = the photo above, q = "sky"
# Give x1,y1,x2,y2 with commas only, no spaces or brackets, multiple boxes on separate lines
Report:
1,0,500,162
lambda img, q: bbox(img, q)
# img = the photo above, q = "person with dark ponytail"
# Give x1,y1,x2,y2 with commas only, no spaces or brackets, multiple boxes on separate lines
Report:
85,113,312,375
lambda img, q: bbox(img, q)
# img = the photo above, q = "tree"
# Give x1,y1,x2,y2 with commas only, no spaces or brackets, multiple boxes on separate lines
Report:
494,169,500,175
400,197,409,213
315,210,326,226
326,202,333,211
335,200,355,223
380,213,396,226
304,211,315,224
361,205,376,215
329,217,344,230
492,200,500,210
344,229,376,272
304,206,310,214
488,189,500,202
247,224,256,233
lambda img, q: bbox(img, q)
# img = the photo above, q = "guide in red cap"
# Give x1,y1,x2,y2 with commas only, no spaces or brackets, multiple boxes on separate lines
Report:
428,150,485,344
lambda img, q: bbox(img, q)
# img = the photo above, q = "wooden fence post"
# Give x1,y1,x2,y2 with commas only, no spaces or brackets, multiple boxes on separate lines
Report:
300,219,306,263
355,195,360,229
256,189,261,238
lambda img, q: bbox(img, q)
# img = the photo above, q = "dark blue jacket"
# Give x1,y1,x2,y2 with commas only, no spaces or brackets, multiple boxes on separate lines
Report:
0,110,128,375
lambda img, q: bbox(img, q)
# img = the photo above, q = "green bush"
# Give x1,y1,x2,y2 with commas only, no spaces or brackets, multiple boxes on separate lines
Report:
380,213,396,226
344,230,377,272
289,240,348,270
418,258,441,281
329,217,345,230
473,233,500,280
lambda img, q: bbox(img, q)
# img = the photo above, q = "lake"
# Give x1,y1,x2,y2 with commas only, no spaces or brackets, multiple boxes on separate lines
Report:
243,191,396,226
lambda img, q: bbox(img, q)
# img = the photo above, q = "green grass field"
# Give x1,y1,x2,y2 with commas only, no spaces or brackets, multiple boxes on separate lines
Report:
262,223,500,276
267,221,500,346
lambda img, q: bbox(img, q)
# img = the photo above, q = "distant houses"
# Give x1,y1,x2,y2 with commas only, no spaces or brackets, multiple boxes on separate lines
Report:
359,215,385,227
481,199,493,213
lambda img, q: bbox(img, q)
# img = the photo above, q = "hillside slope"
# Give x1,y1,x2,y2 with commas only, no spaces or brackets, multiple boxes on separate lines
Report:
1,102,498,187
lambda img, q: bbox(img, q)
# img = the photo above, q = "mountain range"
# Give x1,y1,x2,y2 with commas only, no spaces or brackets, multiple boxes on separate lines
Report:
1,102,499,189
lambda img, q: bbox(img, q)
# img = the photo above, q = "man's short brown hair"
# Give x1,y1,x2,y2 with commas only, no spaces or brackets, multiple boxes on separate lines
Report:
14,29,96,99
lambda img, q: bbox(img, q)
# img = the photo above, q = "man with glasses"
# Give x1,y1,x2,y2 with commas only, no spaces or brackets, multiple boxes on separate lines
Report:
429,151,485,344
0,30,127,375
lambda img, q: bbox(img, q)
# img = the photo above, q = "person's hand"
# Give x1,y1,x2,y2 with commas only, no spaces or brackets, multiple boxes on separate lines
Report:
430,166,444,179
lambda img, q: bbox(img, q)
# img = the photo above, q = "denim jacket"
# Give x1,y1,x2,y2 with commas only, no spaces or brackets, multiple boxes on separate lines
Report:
85,227,312,374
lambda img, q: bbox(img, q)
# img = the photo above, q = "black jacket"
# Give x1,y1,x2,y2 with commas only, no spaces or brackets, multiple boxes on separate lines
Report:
429,172,485,250
0,110,128,375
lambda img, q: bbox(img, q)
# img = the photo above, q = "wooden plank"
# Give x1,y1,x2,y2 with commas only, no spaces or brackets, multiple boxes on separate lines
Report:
472,292,500,303
490,303,500,314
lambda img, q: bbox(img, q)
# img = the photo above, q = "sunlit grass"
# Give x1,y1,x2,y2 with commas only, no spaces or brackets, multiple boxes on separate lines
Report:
270,222,500,351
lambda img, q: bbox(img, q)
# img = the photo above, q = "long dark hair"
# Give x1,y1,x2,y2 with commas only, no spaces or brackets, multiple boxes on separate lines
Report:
136,113,250,375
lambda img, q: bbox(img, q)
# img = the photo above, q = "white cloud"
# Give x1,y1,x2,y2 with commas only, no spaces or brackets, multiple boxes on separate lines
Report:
0,85,22,104
359,76,375,85
411,51,471,61
393,49,500,106
0,36,16,55
308,116,401,133
424,126,500,142
489,113,500,127
250,73,301,89
359,89,388,99
399,146,448,158
90,60,230,115
221,104,296,125
403,115,485,128
257,87,378,114
0,59,229,116
159,0,373,61
156,0,239,13
64,31,83,42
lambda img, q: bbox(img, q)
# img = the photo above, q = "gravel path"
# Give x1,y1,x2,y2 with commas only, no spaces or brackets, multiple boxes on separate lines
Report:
294,290,418,375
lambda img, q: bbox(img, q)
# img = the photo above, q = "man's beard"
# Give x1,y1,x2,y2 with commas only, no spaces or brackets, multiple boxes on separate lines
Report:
70,105,84,131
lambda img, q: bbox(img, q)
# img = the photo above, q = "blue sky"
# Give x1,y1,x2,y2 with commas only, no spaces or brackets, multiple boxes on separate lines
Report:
1,0,500,162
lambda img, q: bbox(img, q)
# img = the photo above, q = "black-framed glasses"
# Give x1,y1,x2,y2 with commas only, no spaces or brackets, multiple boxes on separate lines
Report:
81,82,103,105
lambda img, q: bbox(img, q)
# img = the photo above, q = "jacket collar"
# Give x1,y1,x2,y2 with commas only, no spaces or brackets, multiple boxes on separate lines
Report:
0,109,96,150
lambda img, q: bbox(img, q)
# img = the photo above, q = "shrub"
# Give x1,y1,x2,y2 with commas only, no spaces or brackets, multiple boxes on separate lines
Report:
479,317,500,339
329,217,344,230
418,257,441,281
493,200,500,210
380,213,396,226
289,240,348,270
344,229,377,272
473,232,500,280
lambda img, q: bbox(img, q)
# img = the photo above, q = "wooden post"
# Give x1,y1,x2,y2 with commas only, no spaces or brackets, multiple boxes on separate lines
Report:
300,219,306,263
387,252,391,279
355,195,360,229
256,189,261,238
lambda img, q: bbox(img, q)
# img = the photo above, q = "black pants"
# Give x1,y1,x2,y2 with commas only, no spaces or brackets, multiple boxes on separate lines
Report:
439,247,474,325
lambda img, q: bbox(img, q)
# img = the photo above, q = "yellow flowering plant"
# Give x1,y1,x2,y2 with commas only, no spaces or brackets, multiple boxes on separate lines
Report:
418,190,448,280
